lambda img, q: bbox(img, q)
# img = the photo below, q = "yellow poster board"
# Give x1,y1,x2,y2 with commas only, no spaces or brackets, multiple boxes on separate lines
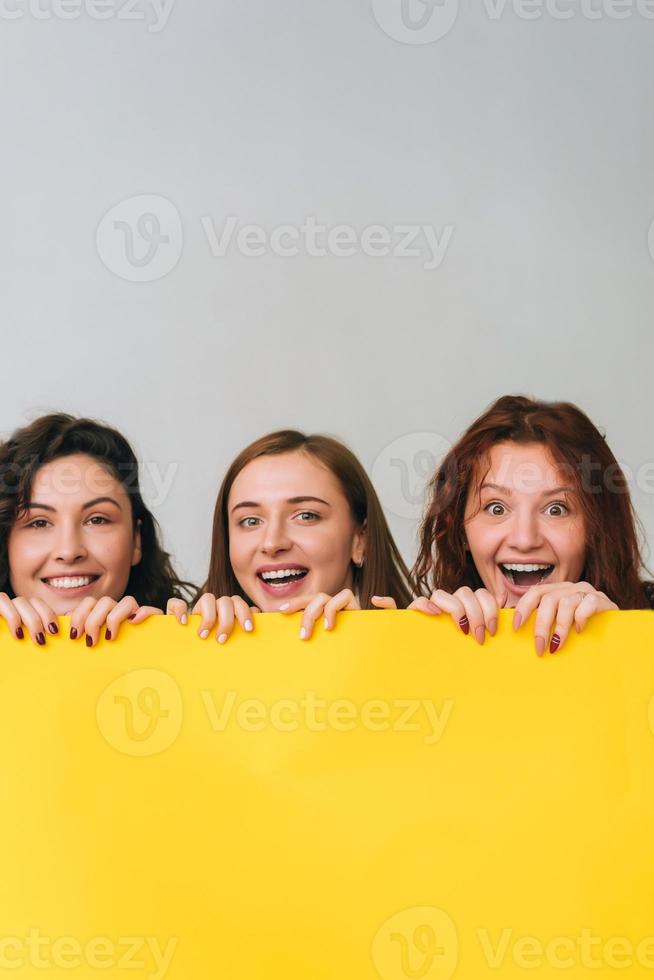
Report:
0,609,653,979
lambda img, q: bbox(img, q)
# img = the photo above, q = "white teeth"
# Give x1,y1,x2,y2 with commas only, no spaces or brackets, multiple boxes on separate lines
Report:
260,569,306,581
46,576,94,589
502,563,552,572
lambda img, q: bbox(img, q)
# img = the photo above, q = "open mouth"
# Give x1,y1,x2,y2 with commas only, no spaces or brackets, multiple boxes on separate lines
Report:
42,575,100,591
257,567,309,589
499,563,554,588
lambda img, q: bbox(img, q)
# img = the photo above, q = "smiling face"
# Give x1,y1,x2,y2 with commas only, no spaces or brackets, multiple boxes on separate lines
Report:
7,453,142,614
227,451,366,611
463,441,587,607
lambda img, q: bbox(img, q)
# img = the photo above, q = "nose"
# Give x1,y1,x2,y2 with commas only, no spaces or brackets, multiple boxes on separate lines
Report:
53,521,88,564
504,507,545,551
261,516,292,556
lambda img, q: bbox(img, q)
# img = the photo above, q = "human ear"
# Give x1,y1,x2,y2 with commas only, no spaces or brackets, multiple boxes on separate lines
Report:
131,519,143,567
352,520,367,567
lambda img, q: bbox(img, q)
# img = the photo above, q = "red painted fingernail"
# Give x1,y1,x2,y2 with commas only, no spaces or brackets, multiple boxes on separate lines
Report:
86,634,93,648
69,627,78,640
550,633,561,654
36,632,45,646
15,627,24,640
105,629,112,641
127,613,136,621
48,622,58,635
459,616,469,635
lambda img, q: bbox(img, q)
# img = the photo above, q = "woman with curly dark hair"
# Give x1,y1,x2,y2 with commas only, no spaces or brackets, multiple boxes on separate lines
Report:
0,413,193,646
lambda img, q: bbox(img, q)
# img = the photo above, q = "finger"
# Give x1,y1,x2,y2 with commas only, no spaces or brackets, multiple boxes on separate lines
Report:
12,597,49,646
104,595,148,641
532,594,561,656
166,597,189,626
371,596,398,609
69,597,98,641
215,596,236,644
323,590,359,631
300,594,330,640
454,587,488,645
191,593,218,639
232,596,255,635
547,593,583,654
278,594,315,614
29,597,60,637
408,597,442,615
429,590,469,635
0,592,27,640
474,589,501,637
574,591,616,633
82,596,118,647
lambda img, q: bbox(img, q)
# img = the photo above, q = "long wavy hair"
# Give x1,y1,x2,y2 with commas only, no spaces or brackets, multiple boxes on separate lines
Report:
0,414,194,607
199,429,415,609
414,395,653,609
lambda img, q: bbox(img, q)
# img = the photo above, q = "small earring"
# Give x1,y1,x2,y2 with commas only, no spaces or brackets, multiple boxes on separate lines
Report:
355,558,364,568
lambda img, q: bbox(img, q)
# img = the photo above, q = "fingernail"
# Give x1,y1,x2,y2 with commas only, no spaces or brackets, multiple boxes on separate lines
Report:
459,616,469,635
513,612,522,631
15,627,24,640
105,629,112,642
127,613,136,622
279,603,290,611
535,635,546,657
48,622,58,635
181,614,187,626
550,633,561,654
200,629,210,639
488,618,498,636
36,632,45,646
244,619,253,632
324,617,330,631
85,634,93,648
300,627,307,640
217,633,228,645
475,625,485,645
69,627,78,640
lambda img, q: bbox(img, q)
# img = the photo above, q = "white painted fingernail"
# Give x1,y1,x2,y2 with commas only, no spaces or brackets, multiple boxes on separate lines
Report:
217,633,228,645
300,627,307,640
181,614,187,625
244,620,253,632
324,617,330,630
279,603,290,611
200,629,210,639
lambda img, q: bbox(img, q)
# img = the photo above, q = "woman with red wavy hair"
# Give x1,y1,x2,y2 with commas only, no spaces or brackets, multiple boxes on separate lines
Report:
407,395,653,654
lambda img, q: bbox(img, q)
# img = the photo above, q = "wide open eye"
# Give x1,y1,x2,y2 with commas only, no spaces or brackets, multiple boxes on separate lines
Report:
545,502,568,517
484,502,506,517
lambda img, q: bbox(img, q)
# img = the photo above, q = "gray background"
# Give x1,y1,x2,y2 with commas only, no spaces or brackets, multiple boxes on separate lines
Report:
2,0,653,588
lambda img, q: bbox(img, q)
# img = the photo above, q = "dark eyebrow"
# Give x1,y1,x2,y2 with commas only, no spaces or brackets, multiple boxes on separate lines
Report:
231,496,331,514
480,483,574,497
25,496,121,512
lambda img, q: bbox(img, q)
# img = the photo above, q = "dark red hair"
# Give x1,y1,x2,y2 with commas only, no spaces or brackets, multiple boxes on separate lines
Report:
414,395,653,609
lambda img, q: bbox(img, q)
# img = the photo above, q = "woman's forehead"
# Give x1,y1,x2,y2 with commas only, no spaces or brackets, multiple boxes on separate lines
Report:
473,442,570,495
30,454,127,505
229,452,344,504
